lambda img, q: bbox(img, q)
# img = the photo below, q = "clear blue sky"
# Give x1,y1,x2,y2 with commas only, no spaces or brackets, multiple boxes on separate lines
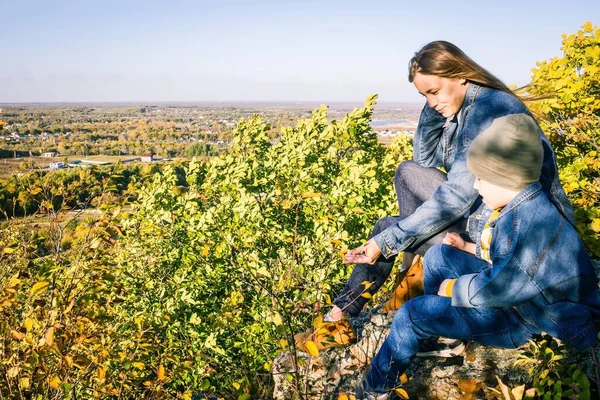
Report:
1,0,598,103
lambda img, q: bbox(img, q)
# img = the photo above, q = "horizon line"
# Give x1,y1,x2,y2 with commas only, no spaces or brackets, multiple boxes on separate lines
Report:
0,100,423,107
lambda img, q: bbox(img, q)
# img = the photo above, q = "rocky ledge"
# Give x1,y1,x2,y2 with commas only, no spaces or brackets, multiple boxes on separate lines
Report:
273,291,600,399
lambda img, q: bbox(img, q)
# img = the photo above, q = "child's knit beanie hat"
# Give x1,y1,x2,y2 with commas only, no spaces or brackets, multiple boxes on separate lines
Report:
467,113,543,190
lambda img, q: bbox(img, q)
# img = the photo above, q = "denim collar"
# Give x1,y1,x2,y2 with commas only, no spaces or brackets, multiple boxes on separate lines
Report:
461,82,482,111
499,182,543,218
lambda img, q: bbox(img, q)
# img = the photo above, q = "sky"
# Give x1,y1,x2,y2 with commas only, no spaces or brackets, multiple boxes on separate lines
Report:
1,0,598,103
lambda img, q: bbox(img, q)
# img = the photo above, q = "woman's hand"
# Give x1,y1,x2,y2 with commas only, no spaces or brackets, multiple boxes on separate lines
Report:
343,239,381,265
443,232,466,250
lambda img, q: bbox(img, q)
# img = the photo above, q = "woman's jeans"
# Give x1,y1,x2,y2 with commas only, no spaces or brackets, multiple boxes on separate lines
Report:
333,161,467,317
363,244,540,392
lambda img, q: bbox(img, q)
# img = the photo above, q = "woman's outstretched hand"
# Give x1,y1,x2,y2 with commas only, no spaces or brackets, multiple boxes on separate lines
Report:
343,239,381,265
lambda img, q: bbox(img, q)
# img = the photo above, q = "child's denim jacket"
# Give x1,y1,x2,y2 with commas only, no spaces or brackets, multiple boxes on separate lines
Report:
454,182,600,350
373,84,575,260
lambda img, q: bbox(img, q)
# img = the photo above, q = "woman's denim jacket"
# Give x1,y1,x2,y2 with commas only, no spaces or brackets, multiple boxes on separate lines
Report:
373,83,575,258
453,182,600,350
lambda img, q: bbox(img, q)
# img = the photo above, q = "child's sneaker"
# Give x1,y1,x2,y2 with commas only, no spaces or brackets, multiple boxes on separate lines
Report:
416,337,465,358
353,380,395,400
381,255,424,313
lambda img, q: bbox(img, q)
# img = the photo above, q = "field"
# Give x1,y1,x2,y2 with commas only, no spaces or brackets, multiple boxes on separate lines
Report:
0,154,192,178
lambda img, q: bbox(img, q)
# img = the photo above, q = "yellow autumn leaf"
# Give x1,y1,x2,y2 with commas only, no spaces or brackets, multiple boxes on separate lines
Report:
272,312,283,326
364,170,376,178
311,315,323,329
591,219,600,233
64,355,73,367
30,281,50,296
45,327,55,346
360,281,373,290
279,339,288,347
64,298,75,314
11,330,25,340
496,376,511,399
20,377,30,389
361,292,371,299
132,362,145,370
7,273,20,288
399,373,409,384
97,366,106,382
395,387,409,399
202,244,210,257
7,366,19,378
512,384,525,400
525,388,536,398
3,246,15,254
304,340,319,357
24,318,35,331
302,192,322,198
29,187,42,195
564,182,579,193
157,365,165,381
48,375,61,389
338,395,349,400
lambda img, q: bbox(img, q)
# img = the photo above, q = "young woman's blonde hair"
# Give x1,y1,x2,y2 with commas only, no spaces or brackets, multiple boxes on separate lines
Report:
408,41,516,97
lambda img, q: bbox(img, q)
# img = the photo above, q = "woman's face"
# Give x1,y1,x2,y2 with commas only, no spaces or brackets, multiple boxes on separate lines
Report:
412,73,468,118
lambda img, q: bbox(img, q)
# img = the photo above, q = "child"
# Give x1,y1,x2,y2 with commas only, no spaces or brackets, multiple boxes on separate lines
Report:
354,113,600,399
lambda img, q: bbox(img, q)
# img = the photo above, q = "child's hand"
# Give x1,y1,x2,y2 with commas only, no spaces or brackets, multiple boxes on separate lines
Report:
437,278,455,297
443,232,466,250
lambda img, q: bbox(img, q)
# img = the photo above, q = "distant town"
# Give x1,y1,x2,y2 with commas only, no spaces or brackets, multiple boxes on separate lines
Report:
0,102,421,177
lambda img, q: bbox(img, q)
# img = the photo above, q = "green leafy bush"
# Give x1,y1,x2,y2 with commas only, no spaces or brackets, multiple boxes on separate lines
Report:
111,96,413,398
525,21,600,255
514,336,592,400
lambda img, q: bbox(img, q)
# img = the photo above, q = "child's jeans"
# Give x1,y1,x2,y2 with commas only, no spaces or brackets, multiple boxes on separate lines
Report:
363,244,540,393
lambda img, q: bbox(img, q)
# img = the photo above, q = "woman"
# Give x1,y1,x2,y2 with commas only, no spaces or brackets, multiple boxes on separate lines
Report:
294,41,574,355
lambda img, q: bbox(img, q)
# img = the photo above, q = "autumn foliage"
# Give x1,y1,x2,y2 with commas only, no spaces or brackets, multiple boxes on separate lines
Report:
525,21,600,255
0,23,598,399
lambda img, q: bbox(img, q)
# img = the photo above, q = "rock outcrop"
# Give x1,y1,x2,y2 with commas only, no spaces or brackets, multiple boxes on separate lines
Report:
273,309,533,399
273,261,600,400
